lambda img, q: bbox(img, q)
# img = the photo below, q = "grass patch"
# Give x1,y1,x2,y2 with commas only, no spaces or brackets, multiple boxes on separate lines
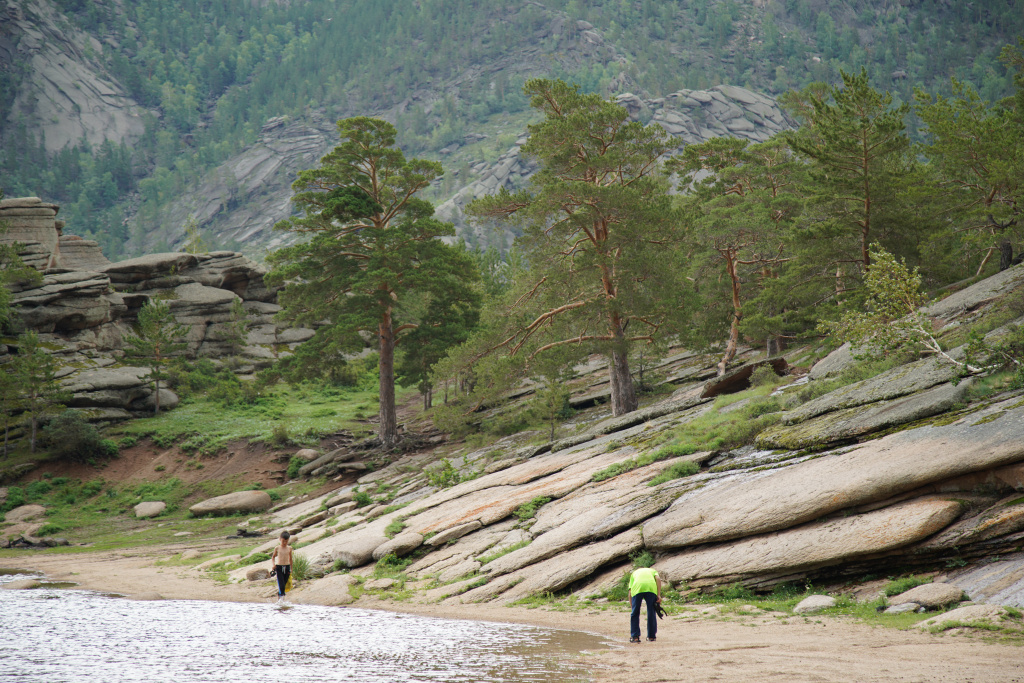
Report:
646,460,700,487
117,381,395,455
478,540,531,565
883,575,931,597
384,519,407,539
373,552,412,581
513,496,550,521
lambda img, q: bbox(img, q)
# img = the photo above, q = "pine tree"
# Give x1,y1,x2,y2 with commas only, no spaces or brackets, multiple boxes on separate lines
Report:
12,331,70,453
267,117,481,448
784,69,911,273
467,79,685,417
123,299,190,415
668,137,804,371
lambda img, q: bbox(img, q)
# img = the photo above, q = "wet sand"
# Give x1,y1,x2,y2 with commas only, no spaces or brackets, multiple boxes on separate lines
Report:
5,543,1023,683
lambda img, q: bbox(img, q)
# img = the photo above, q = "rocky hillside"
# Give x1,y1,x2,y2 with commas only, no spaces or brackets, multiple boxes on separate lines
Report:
138,82,792,254
194,262,1024,610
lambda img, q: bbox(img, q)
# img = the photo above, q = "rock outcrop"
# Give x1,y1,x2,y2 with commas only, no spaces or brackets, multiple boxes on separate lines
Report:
189,490,273,516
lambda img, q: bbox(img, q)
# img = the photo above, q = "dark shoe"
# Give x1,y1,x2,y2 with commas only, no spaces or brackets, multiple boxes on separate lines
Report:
629,636,641,643
646,637,656,642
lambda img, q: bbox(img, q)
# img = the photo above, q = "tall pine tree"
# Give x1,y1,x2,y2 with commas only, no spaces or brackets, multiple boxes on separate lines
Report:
268,117,481,448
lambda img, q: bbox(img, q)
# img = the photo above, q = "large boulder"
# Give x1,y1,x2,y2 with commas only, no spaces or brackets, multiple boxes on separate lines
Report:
654,498,963,585
426,521,482,547
643,396,1024,551
59,235,111,270
289,573,357,606
189,490,273,516
101,253,199,290
372,532,424,560
793,595,836,614
134,501,166,519
914,604,1009,630
180,251,276,302
9,271,120,332
890,583,965,609
63,366,153,410
4,505,46,522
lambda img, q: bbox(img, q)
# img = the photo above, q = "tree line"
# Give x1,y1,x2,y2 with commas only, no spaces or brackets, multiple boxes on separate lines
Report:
266,43,1024,448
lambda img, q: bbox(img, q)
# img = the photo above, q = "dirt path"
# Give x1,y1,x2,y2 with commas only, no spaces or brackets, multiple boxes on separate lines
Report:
5,546,1023,683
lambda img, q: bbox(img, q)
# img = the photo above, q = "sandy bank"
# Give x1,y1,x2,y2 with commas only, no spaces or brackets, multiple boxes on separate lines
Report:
4,543,1023,683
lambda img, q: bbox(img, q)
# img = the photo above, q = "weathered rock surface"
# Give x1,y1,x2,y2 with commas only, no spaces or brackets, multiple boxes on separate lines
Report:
293,449,320,462
364,578,396,591
460,527,643,604
758,381,971,449
793,595,836,614
289,573,357,606
884,602,921,615
914,604,1010,629
134,502,166,519
949,554,1024,608
922,263,1024,325
655,498,963,585
372,532,424,560
59,235,111,271
890,583,965,609
4,504,46,522
643,397,1024,551
189,491,273,516
426,521,482,547
246,567,271,581
181,550,201,561
2,579,42,590
783,355,961,426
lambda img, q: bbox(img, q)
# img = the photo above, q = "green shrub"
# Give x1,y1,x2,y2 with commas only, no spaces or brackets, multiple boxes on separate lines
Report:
286,456,304,480
271,423,291,447
749,365,781,387
426,459,461,488
630,550,655,568
41,411,118,463
291,553,310,581
373,552,412,578
883,575,931,596
513,496,550,521
36,523,65,536
353,490,373,507
118,436,138,449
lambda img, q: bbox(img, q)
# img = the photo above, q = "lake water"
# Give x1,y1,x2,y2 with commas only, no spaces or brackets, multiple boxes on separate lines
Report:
0,571,609,682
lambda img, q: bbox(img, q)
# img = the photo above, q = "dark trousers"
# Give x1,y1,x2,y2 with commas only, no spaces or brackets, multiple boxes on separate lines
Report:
630,592,658,639
275,564,291,596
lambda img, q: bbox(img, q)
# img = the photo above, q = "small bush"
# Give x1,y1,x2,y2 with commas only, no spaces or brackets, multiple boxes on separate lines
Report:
630,550,655,568
286,456,304,480
882,575,931,597
41,411,118,463
353,490,373,508
426,459,461,488
271,423,291,447
374,552,412,578
749,366,781,387
513,496,550,521
291,553,310,581
118,436,138,449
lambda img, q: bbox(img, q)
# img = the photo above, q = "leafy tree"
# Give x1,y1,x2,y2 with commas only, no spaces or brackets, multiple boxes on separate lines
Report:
668,137,804,371
784,69,912,273
467,79,685,416
821,244,983,374
180,213,209,254
267,117,481,447
12,331,70,452
123,299,191,415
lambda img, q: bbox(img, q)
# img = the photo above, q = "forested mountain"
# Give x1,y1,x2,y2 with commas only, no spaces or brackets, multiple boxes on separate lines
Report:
1,0,1022,258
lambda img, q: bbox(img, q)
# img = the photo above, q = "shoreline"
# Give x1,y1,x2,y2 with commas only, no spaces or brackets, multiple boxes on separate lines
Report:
5,544,1024,683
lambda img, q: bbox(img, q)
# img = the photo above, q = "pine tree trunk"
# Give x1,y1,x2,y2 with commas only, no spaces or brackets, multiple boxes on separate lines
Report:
30,415,37,453
608,348,638,416
154,376,161,415
999,239,1014,271
717,251,743,377
378,308,398,449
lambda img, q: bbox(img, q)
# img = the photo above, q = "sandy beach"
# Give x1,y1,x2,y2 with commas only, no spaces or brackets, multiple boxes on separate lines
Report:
4,541,1022,683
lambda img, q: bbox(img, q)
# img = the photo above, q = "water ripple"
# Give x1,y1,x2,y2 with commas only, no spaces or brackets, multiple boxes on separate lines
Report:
0,572,604,682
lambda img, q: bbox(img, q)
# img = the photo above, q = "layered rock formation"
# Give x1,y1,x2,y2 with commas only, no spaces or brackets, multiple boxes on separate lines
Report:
238,263,1024,608
1,198,314,421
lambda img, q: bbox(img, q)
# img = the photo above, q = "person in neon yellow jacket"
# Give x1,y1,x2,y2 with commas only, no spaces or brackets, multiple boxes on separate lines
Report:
628,566,662,642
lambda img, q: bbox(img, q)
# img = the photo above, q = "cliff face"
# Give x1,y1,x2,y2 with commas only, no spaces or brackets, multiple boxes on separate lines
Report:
1,197,313,423
0,0,150,153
